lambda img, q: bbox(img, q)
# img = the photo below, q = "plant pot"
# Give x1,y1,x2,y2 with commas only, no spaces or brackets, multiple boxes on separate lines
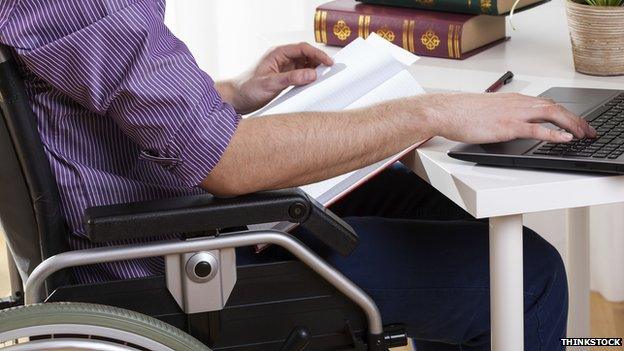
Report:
566,0,624,76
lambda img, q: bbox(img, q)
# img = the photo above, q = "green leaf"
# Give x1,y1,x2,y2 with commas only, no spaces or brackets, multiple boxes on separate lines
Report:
584,0,624,6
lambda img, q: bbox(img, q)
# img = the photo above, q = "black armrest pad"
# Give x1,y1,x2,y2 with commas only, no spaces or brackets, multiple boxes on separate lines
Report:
85,188,358,256
300,199,360,256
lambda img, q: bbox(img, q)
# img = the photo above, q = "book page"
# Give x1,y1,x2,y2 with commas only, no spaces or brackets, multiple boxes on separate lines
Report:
346,70,424,110
255,33,418,116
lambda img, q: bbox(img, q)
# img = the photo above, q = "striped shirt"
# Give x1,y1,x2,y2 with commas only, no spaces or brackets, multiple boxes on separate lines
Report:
0,0,241,283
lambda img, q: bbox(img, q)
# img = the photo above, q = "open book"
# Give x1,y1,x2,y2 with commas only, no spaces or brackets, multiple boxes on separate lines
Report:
250,33,426,235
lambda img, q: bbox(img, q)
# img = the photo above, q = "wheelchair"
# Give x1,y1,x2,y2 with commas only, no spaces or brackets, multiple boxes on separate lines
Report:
0,44,409,350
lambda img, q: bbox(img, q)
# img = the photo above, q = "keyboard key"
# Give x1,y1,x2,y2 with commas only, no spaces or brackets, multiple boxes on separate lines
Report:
597,137,614,143
585,105,612,122
567,152,593,157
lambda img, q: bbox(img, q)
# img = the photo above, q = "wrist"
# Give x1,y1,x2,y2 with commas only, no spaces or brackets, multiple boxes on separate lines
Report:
215,79,242,110
405,94,442,139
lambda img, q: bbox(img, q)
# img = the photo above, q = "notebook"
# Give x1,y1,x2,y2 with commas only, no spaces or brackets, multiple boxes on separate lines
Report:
249,33,427,236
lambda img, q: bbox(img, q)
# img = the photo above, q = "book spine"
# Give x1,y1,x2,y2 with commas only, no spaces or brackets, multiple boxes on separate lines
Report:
355,0,499,15
314,9,465,59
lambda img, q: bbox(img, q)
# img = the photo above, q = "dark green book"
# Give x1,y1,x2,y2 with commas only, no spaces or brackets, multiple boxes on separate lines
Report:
356,0,548,15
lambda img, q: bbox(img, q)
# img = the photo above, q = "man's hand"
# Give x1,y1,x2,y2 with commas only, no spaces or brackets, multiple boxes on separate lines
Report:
216,43,334,114
424,92,596,144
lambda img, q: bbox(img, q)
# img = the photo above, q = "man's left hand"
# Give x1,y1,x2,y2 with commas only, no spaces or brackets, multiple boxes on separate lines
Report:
216,43,334,114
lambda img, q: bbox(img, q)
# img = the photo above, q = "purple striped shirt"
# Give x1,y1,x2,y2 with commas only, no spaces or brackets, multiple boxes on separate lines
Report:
0,0,241,283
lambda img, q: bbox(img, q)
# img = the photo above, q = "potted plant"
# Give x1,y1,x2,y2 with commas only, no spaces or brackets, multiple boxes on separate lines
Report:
566,0,624,76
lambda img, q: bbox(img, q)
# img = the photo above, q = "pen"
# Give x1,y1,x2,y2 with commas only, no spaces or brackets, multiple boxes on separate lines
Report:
485,71,514,93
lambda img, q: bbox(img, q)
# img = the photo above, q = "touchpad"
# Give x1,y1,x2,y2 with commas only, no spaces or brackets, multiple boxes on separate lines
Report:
453,138,539,156
559,102,595,117
540,87,619,116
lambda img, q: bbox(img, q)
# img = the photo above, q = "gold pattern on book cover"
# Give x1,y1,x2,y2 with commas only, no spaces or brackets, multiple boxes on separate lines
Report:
315,11,322,43
480,0,492,12
402,20,416,52
447,24,454,58
453,24,461,58
421,29,440,51
333,19,352,41
321,11,328,43
376,26,396,42
415,0,435,5
359,15,365,38
364,15,371,38
408,20,415,52
402,20,410,51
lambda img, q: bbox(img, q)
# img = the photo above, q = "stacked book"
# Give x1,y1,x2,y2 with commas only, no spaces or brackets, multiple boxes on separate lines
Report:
314,0,548,59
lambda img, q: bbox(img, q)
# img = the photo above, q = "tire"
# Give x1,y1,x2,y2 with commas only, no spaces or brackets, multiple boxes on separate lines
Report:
0,302,211,351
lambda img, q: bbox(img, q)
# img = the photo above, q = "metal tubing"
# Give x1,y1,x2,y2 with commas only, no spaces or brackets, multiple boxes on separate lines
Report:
24,230,383,334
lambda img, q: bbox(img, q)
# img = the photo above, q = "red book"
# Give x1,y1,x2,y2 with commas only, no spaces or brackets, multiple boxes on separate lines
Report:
315,0,507,60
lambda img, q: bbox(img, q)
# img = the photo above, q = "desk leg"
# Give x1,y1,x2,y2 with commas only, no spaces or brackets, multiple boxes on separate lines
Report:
566,207,590,344
490,215,524,351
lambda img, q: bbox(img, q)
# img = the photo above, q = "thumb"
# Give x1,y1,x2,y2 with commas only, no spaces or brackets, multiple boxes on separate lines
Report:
269,69,317,91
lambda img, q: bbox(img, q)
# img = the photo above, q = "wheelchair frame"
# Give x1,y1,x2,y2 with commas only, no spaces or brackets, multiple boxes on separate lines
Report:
23,230,384,343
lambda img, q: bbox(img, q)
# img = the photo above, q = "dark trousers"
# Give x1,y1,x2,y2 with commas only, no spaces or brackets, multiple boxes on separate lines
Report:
241,163,568,351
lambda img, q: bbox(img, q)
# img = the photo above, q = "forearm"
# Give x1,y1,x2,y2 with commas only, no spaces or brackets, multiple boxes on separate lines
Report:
201,95,435,196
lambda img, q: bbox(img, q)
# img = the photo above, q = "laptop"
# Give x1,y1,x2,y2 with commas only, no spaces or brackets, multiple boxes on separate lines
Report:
448,87,624,174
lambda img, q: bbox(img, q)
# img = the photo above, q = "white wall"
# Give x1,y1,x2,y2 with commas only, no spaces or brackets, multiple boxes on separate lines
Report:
165,0,326,80
590,204,624,301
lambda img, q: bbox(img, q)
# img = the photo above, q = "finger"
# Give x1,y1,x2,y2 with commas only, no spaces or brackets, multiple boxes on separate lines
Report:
529,101,596,139
261,68,317,92
278,42,334,66
560,105,597,138
517,123,574,143
500,94,595,138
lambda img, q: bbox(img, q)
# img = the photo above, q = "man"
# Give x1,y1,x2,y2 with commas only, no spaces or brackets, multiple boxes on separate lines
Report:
0,1,593,350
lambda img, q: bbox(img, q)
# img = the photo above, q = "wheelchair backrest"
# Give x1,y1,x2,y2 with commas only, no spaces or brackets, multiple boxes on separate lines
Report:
0,45,70,291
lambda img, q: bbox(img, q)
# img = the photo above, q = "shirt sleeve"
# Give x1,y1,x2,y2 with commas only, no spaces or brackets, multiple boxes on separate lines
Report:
0,0,241,187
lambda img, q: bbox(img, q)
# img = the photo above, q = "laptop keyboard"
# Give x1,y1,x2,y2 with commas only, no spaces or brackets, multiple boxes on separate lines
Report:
531,93,624,159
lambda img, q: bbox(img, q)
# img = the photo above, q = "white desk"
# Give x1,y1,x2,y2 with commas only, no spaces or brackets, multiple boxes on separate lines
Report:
400,1,624,350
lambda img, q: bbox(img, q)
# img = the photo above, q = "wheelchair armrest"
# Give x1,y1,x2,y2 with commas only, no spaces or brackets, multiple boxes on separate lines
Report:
84,188,359,256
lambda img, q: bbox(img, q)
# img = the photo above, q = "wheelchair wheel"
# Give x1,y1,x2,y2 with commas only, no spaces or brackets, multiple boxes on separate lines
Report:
0,302,211,350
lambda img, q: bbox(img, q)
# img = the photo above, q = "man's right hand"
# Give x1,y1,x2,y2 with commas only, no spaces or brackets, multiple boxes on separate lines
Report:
422,92,596,144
